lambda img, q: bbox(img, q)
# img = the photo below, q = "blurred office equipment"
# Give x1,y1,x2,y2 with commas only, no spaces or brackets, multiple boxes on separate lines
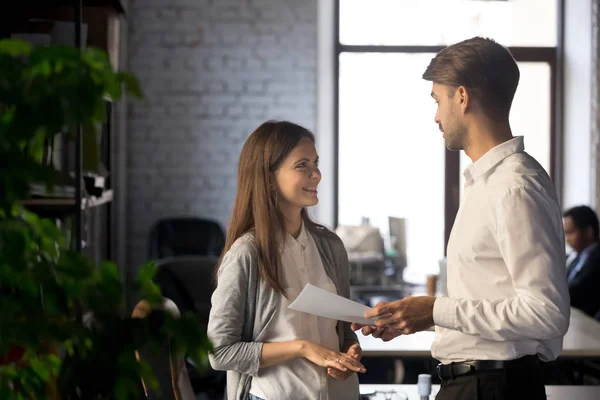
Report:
337,220,411,309
336,223,386,286
387,217,408,282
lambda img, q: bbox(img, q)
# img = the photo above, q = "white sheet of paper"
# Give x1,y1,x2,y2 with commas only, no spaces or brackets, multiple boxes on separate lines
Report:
287,283,376,325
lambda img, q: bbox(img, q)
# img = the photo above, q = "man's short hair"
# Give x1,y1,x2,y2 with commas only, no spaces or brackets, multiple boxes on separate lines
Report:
422,37,520,120
564,205,600,239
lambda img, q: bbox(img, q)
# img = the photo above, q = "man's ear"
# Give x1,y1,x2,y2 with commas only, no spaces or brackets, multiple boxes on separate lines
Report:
456,86,470,113
585,226,595,241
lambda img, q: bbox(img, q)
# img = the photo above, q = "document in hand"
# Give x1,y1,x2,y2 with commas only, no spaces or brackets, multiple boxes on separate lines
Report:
287,283,376,325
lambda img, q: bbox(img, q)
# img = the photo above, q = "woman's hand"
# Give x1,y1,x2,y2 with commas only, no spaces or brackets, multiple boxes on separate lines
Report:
300,341,366,374
327,343,363,380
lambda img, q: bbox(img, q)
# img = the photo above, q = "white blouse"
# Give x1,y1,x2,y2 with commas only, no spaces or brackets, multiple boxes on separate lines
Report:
249,222,359,400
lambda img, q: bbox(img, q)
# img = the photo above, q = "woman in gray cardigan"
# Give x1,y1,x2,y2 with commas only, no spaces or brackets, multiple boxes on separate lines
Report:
207,121,365,400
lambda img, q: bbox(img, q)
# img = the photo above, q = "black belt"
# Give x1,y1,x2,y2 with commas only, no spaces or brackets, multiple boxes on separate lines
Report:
436,355,540,381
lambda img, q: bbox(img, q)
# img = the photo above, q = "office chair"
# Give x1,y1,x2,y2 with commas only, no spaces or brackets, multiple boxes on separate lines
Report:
132,298,196,400
154,256,226,399
148,218,226,260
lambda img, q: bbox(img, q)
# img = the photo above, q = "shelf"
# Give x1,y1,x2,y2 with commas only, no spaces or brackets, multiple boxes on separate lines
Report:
3,0,120,262
13,1,125,13
21,189,113,218
84,189,113,208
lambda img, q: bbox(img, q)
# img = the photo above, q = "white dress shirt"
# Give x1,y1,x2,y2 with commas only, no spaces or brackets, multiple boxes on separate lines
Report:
249,222,359,400
432,136,570,364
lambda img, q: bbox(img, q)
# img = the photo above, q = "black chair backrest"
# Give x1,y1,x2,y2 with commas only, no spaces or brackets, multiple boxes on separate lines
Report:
148,218,226,260
154,256,218,329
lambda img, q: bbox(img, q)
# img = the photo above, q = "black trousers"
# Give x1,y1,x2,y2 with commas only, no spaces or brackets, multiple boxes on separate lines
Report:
435,364,546,400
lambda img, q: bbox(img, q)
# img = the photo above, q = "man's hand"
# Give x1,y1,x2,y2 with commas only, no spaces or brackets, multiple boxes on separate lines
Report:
327,343,363,380
365,296,436,335
350,323,402,342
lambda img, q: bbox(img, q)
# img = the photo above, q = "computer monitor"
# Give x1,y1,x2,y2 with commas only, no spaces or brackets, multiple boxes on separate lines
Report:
388,216,407,269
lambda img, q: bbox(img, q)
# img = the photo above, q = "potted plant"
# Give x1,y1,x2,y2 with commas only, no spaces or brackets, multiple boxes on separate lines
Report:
0,39,212,399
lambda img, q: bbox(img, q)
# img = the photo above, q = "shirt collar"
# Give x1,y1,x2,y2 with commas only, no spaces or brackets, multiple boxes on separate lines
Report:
296,221,309,249
464,136,525,184
282,220,309,252
579,241,599,259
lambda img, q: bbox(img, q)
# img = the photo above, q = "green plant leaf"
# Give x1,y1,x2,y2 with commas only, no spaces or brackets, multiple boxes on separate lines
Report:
0,38,212,399
116,71,144,98
0,39,32,57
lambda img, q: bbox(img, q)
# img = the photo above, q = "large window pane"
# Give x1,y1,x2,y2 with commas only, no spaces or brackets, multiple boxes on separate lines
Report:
459,62,552,199
340,0,557,47
338,53,445,281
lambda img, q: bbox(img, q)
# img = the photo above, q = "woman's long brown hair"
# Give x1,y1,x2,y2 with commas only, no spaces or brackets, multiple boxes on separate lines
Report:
214,120,317,295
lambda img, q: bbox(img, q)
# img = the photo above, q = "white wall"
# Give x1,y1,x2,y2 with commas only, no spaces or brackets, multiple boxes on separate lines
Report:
127,0,318,271
563,0,593,209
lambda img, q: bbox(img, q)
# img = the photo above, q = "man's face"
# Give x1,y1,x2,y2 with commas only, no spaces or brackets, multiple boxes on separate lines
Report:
431,82,467,151
563,216,589,253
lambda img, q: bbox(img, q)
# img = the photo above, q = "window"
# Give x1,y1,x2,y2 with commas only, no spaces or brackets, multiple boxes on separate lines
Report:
336,0,560,282
459,61,553,200
340,0,557,47
338,53,445,277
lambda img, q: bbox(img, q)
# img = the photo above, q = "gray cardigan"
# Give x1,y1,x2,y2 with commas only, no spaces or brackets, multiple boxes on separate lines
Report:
207,224,359,400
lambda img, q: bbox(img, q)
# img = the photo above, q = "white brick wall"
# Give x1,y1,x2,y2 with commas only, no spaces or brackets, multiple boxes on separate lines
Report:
126,0,317,269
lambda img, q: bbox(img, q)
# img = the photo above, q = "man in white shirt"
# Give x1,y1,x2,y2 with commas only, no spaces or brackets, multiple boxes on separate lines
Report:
352,37,570,400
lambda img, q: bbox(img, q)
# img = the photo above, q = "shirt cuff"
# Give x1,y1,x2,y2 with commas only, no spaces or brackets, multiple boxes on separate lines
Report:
247,342,264,377
433,296,458,330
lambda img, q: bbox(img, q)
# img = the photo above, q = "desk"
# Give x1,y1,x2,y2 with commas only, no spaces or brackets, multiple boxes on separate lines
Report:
359,307,600,358
359,330,435,358
359,384,600,399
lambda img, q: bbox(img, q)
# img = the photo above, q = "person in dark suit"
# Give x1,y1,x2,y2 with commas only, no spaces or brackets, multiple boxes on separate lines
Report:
563,205,600,317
